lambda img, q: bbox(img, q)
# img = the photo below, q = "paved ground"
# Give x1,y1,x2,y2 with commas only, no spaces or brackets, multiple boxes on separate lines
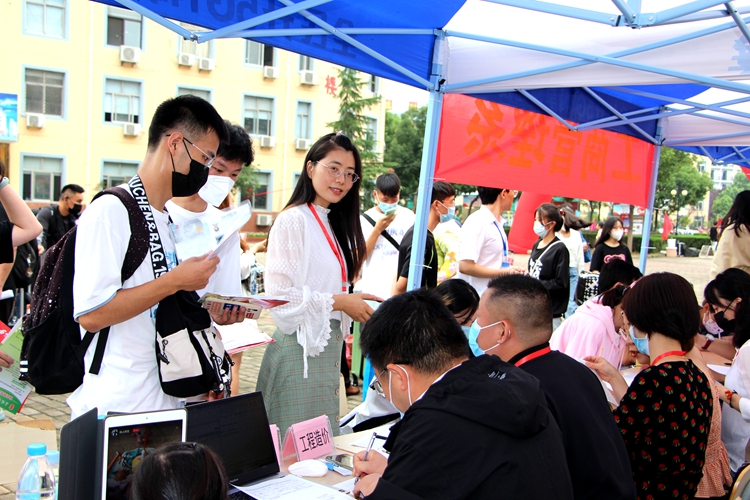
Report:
0,253,714,498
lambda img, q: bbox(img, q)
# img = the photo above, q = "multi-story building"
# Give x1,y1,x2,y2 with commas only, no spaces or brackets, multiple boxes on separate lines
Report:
0,0,385,231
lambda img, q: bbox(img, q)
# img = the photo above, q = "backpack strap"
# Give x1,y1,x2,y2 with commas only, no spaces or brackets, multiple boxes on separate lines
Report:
362,213,400,251
86,186,151,375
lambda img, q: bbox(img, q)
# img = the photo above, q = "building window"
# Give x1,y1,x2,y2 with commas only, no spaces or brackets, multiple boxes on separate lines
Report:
369,75,379,93
22,156,62,202
25,0,65,38
242,172,270,211
102,161,138,188
25,69,64,117
295,102,311,140
245,41,274,66
179,23,213,58
104,78,141,124
177,87,211,102
106,6,142,47
365,117,377,151
243,96,273,136
299,55,314,71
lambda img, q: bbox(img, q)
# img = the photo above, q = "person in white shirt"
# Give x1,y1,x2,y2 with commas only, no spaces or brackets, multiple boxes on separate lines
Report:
167,121,254,397
356,172,415,300
457,187,524,295
69,95,238,419
256,132,379,436
557,203,589,318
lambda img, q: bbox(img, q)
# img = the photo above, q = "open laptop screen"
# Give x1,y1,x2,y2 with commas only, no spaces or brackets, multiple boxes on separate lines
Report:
101,409,187,500
186,392,280,485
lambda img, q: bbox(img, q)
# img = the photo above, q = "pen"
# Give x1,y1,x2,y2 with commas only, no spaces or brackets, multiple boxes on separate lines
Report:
354,432,378,486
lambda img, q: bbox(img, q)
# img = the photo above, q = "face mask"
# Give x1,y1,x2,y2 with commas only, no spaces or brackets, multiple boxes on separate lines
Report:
533,221,549,238
611,229,624,241
703,310,724,336
439,205,456,224
171,142,210,198
461,325,471,338
629,325,649,357
198,175,235,206
714,310,737,335
376,195,398,216
69,203,82,216
467,319,502,357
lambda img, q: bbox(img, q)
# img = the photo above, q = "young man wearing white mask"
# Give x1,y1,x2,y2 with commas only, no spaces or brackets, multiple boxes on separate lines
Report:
166,121,254,297
356,172,415,300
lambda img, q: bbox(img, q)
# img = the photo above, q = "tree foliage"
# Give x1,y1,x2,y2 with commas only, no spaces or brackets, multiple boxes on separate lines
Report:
234,163,260,203
712,171,750,219
654,148,713,215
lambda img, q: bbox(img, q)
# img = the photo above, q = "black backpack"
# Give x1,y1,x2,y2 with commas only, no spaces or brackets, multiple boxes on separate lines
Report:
19,187,150,394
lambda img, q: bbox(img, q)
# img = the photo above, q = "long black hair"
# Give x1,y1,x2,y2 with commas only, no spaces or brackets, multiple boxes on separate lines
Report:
720,190,750,240
285,132,366,281
560,202,592,231
594,216,623,247
704,268,750,349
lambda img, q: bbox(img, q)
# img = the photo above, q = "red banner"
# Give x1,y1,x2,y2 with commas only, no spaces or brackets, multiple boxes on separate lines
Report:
508,193,552,253
435,95,656,207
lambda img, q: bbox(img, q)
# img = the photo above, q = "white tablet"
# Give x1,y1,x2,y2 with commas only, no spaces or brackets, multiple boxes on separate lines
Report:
100,409,187,500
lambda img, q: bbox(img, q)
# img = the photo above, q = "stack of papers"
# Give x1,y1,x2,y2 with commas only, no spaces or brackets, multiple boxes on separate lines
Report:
200,294,288,320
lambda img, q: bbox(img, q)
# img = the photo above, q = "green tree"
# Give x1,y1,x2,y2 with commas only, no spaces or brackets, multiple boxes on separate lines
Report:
652,148,713,228
234,163,260,203
712,171,750,218
327,68,383,204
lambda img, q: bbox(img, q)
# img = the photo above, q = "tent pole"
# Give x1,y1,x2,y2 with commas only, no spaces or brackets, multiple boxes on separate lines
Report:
638,115,664,273
407,32,445,292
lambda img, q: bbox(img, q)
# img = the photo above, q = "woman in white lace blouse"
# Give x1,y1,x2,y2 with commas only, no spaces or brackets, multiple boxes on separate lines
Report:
256,132,380,436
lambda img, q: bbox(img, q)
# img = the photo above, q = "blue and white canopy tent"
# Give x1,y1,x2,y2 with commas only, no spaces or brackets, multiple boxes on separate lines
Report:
97,0,750,286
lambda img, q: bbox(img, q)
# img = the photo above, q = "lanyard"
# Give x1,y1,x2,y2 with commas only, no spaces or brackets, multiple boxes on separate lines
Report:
514,346,551,367
493,220,508,261
128,175,170,279
651,350,687,365
307,203,347,292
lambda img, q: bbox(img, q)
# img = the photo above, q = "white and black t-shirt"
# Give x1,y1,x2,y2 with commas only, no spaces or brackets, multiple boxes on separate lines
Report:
528,238,570,318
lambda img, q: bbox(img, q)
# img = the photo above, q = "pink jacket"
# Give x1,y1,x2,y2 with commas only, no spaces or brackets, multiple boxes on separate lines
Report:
550,299,626,368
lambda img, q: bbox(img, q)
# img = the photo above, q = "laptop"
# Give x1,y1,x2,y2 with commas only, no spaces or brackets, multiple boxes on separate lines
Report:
100,409,187,500
186,392,352,500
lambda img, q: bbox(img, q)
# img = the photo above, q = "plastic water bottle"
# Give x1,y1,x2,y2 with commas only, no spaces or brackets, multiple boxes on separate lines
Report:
45,450,59,500
16,443,55,499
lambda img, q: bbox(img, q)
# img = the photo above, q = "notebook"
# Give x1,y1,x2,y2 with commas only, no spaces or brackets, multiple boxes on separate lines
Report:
186,392,352,500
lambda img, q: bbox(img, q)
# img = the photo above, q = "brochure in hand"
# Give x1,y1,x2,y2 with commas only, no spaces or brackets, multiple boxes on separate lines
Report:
200,294,288,320
0,321,32,414
169,201,252,262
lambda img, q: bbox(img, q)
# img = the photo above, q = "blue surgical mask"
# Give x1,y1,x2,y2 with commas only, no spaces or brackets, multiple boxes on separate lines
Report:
467,320,502,357
438,203,455,224
376,194,398,216
629,325,649,357
461,326,471,338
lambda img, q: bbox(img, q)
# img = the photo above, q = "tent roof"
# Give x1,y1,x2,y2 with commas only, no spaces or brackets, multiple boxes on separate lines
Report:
102,0,750,165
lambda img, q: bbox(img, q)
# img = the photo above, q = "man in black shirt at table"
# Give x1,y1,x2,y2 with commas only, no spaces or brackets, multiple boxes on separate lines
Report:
472,274,636,500
392,182,454,294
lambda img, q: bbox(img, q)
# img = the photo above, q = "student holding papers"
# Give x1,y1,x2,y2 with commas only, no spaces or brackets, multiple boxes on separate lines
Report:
353,289,573,500
256,132,379,436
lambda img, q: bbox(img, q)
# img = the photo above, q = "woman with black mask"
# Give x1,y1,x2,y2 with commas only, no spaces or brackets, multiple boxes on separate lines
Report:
710,268,750,475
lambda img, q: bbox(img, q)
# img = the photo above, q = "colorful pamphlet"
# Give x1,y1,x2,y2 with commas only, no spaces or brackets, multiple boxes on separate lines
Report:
0,322,32,414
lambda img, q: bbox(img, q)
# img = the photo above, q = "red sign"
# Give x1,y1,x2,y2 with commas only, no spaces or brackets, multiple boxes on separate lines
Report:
436,95,655,207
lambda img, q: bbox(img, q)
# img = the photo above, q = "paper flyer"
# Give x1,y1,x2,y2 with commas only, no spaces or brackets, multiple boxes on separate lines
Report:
200,294,288,320
215,320,274,355
0,322,32,414
169,201,253,262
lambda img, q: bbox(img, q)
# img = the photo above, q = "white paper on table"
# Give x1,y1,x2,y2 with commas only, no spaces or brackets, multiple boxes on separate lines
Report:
332,477,357,495
233,475,353,500
708,364,731,376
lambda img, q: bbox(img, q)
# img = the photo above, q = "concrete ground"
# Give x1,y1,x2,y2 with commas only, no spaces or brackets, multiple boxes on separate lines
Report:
0,253,715,498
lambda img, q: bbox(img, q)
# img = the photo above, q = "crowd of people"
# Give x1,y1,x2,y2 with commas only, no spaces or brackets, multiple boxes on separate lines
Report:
1,94,750,500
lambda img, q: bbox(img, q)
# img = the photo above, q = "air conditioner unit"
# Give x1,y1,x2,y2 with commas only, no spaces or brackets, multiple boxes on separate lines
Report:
259,135,275,148
123,123,141,137
26,113,45,129
198,57,215,71
295,138,310,150
263,66,278,79
256,214,273,226
119,45,141,65
300,70,317,86
178,53,196,67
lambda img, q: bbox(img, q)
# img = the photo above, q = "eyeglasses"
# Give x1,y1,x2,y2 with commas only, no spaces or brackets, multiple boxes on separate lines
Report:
316,160,359,184
369,369,388,397
166,134,215,169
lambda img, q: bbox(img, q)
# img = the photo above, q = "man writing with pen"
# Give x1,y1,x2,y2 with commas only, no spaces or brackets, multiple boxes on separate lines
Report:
352,288,573,500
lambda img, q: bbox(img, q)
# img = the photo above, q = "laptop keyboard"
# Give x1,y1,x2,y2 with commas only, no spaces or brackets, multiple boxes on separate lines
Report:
229,491,253,500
